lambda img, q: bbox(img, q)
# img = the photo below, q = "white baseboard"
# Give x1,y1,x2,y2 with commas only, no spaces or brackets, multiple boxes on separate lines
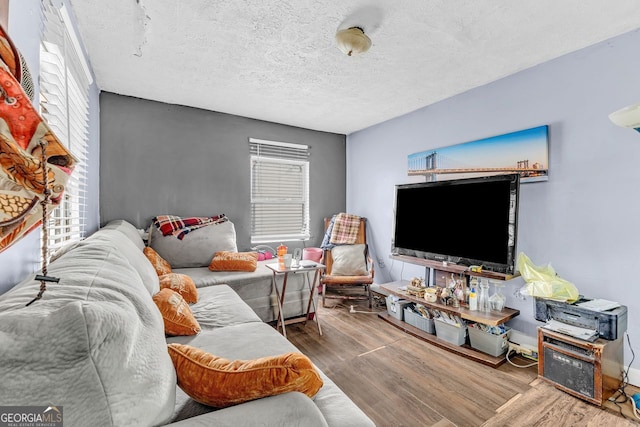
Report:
627,366,640,388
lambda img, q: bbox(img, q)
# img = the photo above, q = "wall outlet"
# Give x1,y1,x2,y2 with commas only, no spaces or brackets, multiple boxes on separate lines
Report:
377,257,385,268
508,342,534,356
508,329,539,359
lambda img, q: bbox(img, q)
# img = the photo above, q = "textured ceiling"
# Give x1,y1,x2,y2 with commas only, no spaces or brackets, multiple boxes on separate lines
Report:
68,0,640,135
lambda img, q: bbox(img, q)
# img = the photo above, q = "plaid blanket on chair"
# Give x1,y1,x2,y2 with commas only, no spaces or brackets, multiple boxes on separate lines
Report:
152,214,228,240
329,212,361,245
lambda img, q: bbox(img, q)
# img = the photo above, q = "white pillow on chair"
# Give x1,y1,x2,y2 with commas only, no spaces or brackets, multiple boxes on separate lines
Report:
330,244,368,276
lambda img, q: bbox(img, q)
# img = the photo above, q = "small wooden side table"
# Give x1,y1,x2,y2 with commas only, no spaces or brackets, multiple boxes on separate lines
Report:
266,262,325,338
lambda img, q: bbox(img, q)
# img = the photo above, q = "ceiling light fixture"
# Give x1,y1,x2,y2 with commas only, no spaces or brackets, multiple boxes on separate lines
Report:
609,102,640,133
335,27,371,56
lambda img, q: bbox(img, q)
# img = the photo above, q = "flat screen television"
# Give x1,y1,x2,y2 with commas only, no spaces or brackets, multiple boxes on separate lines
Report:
391,173,520,274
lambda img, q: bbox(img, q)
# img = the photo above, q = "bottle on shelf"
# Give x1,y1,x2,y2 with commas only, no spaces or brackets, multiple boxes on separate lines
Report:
489,280,506,312
468,277,478,305
478,279,491,312
454,275,466,305
277,243,288,269
468,287,478,311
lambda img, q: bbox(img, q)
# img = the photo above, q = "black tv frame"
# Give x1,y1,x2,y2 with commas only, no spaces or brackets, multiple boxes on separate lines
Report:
391,173,520,275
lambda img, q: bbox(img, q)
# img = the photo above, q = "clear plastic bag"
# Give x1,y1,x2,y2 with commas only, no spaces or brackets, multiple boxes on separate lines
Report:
516,252,579,302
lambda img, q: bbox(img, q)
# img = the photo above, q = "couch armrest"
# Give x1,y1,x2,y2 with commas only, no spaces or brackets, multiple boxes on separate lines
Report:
165,392,329,427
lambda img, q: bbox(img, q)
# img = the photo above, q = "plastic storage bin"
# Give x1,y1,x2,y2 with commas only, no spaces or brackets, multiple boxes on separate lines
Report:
385,296,411,320
434,318,467,346
403,306,435,334
468,325,511,357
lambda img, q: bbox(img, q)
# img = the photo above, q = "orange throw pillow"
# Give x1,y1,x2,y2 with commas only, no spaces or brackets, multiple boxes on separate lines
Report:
159,273,198,303
208,251,258,272
167,343,323,408
144,246,172,276
152,289,200,336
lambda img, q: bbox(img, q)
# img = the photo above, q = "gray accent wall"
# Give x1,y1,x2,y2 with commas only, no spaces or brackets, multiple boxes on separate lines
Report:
99,92,346,252
347,29,640,371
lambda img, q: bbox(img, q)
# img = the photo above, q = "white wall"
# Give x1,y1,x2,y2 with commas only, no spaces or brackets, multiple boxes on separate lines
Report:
347,28,640,379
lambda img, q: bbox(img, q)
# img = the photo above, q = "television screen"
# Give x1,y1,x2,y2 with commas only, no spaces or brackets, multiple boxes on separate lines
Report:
391,174,520,274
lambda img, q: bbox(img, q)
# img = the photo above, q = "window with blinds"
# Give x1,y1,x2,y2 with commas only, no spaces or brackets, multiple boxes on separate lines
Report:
250,138,310,243
40,1,92,253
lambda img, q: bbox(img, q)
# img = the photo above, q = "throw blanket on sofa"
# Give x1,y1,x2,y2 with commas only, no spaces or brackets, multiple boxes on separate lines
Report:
153,214,228,240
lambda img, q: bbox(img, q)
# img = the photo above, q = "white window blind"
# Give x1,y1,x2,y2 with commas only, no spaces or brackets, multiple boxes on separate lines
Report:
250,138,310,243
40,0,91,253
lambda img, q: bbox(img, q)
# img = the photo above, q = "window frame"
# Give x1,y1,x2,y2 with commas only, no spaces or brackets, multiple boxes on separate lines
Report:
39,1,92,254
249,138,310,244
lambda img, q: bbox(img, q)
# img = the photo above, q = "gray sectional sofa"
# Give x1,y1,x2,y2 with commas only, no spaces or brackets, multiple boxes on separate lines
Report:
0,219,375,427
147,218,316,322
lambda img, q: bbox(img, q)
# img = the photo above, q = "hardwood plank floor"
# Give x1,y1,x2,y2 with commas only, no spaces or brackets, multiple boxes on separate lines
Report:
484,379,638,427
285,298,640,427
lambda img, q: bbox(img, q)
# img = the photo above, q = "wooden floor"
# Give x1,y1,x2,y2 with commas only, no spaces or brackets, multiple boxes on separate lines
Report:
285,297,640,427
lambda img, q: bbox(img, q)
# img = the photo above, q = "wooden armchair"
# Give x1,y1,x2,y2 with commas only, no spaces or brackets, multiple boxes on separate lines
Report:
320,217,375,308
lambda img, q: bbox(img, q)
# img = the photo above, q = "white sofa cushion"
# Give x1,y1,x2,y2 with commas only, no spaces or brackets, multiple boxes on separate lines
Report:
169,392,330,427
174,262,316,323
101,219,146,250
149,220,238,268
0,239,176,427
188,285,262,329
87,228,160,295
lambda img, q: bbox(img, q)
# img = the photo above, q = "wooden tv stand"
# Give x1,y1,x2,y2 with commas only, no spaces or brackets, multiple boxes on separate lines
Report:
379,279,520,368
389,254,520,282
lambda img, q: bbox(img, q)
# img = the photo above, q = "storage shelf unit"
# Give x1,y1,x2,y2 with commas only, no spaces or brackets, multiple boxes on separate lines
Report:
381,281,519,325
379,280,520,367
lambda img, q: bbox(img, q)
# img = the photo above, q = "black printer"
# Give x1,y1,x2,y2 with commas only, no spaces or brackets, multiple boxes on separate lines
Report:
535,297,627,341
